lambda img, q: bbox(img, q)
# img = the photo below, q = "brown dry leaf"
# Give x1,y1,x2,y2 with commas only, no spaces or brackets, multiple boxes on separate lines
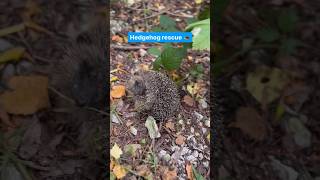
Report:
231,107,266,141
111,85,126,98
112,35,124,43
0,108,15,128
165,121,175,131
175,135,186,145
113,164,127,179
0,75,49,115
110,159,116,170
186,163,194,180
183,95,195,107
136,165,152,177
161,166,178,180
21,0,42,21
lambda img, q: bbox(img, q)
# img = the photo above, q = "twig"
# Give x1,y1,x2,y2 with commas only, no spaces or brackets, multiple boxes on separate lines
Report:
48,86,76,105
85,107,109,116
133,11,166,22
111,44,152,50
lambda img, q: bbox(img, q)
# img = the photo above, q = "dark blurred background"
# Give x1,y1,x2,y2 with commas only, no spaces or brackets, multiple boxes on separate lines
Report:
214,0,319,179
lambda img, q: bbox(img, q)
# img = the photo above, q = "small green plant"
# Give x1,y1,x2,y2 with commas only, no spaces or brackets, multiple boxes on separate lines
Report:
148,10,210,72
213,7,301,76
0,129,33,180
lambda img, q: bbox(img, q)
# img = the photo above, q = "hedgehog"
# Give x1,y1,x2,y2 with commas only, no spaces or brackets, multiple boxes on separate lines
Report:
126,70,180,121
51,23,107,108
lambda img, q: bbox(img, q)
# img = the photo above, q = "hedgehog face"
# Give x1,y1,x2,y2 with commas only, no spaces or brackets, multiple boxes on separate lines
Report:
127,76,146,96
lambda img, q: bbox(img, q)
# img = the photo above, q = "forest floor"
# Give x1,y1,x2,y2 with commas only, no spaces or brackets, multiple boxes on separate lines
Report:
110,0,210,179
215,0,320,180
0,1,107,180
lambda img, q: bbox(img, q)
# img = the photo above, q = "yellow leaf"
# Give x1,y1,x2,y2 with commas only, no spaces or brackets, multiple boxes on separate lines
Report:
0,47,25,64
195,0,203,4
246,66,289,104
113,164,127,179
110,143,123,159
187,83,200,96
0,24,25,37
110,85,126,98
110,76,119,82
0,75,49,115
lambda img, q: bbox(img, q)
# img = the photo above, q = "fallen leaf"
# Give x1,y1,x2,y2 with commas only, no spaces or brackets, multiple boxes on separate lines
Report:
112,35,124,43
0,75,49,115
130,126,138,136
110,76,119,82
110,143,123,160
113,164,127,179
192,166,205,180
110,158,116,170
22,0,42,21
183,95,195,107
124,144,141,156
165,121,175,131
246,66,289,104
111,85,126,98
231,107,266,141
0,24,25,37
25,21,54,36
186,163,194,180
145,116,161,139
187,83,200,96
0,47,25,64
110,172,116,180
161,166,178,180
136,165,152,177
175,135,186,145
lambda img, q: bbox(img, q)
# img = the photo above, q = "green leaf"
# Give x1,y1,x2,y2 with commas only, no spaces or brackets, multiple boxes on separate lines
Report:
186,19,210,50
165,26,179,32
190,64,204,78
192,166,206,180
277,8,299,33
160,47,187,70
186,17,198,25
279,38,300,55
256,27,280,43
152,57,162,70
160,15,176,29
151,26,163,32
148,47,161,57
